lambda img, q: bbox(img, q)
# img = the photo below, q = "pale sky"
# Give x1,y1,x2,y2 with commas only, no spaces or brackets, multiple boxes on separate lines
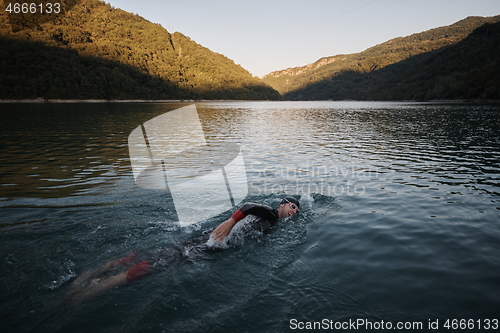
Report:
105,0,500,77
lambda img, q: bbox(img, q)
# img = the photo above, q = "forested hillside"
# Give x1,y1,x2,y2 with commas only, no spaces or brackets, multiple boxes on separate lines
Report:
263,16,500,101
0,0,280,100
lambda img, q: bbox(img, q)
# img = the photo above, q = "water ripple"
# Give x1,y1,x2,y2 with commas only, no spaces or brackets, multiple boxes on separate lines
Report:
1,102,500,332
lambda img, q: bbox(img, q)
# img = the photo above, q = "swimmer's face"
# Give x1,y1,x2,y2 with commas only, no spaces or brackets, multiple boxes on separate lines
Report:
278,201,299,219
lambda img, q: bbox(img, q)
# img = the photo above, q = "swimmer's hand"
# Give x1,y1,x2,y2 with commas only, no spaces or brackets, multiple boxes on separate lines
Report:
211,218,236,242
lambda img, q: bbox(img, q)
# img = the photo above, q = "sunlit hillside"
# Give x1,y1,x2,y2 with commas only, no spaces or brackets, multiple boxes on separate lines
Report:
0,0,280,100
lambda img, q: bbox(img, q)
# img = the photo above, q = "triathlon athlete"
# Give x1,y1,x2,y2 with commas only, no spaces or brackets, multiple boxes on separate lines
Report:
68,196,300,302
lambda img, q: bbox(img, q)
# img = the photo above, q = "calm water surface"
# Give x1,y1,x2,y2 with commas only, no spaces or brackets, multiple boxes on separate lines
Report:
1,101,499,332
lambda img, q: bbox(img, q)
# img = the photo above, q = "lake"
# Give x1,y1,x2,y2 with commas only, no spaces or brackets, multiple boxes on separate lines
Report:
1,101,499,332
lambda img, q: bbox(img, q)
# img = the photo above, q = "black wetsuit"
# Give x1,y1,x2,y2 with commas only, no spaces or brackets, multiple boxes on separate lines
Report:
122,203,279,282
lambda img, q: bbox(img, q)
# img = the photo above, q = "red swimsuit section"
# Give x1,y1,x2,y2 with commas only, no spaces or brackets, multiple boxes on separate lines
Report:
230,209,245,223
116,251,153,283
126,261,152,282
229,203,279,226
117,251,137,265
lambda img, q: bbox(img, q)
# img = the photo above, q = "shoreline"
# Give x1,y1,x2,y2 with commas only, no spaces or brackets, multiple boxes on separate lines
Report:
0,99,498,103
0,99,282,103
0,99,195,103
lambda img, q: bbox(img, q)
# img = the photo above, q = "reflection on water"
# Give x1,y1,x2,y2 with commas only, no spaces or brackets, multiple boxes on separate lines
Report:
1,101,499,333
0,103,187,198
128,104,248,225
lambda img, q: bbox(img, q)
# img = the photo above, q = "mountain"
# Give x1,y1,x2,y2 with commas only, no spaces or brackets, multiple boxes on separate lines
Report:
0,0,280,100
262,16,500,101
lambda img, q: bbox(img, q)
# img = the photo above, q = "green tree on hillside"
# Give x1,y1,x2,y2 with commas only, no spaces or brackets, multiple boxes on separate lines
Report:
0,0,279,100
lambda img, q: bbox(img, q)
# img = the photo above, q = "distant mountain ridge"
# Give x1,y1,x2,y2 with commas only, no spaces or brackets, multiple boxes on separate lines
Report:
262,16,500,100
0,0,280,100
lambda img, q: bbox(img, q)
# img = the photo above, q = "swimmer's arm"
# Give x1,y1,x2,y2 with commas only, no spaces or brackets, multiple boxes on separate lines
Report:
211,204,254,242
211,217,237,242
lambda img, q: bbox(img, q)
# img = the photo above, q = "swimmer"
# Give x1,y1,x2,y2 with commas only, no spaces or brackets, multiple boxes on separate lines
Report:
67,196,300,302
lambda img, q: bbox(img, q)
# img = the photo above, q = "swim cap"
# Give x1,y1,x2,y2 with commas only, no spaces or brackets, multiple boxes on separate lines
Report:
281,196,300,209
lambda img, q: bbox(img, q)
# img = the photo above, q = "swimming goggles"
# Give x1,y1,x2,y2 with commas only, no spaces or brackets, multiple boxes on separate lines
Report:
283,198,299,211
